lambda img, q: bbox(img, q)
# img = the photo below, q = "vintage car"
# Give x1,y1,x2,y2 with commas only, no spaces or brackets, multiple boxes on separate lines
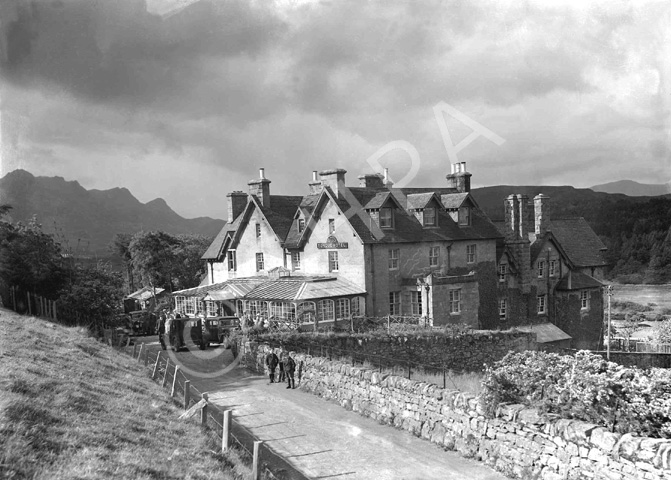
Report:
204,316,240,345
164,317,207,351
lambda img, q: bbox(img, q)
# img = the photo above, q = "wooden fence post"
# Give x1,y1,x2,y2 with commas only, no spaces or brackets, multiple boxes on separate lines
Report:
27,292,32,316
200,393,209,426
144,347,149,367
152,351,161,379
132,343,137,358
171,365,179,397
252,441,262,480
53,301,57,321
162,358,170,387
183,380,190,410
222,410,231,452
138,343,144,360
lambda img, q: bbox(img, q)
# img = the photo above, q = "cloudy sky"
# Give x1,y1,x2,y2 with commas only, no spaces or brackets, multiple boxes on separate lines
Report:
1,0,669,219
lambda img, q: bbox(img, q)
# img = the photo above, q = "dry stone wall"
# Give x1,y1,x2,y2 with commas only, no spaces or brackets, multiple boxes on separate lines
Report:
243,341,671,480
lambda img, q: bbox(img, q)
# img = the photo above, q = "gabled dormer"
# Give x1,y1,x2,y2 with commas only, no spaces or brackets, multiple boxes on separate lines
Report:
441,193,475,227
363,191,403,230
406,192,443,228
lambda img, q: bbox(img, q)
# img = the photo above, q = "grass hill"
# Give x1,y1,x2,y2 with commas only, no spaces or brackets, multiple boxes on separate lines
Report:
590,180,671,197
0,169,225,256
0,308,248,479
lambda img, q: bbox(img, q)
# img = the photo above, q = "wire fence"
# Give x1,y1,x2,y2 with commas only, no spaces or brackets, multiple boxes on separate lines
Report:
116,342,307,480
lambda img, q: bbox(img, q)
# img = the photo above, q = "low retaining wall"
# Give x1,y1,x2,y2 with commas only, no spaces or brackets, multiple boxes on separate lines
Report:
255,330,536,373
243,341,671,480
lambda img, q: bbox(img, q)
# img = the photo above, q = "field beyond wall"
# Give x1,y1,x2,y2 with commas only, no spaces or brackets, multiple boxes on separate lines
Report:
0,308,250,480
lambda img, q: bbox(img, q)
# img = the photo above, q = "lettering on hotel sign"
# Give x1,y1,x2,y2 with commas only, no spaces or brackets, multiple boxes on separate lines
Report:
317,235,348,249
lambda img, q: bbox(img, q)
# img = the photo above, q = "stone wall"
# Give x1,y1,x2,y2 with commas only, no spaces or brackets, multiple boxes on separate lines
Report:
257,330,536,373
242,341,671,480
594,351,671,369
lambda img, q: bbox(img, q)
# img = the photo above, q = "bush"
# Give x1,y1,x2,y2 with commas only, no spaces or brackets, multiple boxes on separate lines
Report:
481,351,671,438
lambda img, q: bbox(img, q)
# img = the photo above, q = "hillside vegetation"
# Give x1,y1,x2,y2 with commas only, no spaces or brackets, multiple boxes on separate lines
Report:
0,309,250,479
472,186,671,284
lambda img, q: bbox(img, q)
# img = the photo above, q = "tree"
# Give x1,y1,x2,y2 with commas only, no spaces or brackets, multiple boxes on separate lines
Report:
57,262,124,335
0,215,66,298
651,320,671,346
110,233,135,293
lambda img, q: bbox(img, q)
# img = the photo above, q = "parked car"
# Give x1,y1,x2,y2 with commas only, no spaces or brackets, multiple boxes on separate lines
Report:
204,316,240,345
164,317,207,351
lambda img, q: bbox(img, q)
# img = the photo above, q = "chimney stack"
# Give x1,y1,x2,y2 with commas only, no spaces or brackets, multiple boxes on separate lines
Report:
534,194,550,237
226,191,247,223
309,170,322,195
504,194,520,241
358,173,384,189
517,194,529,240
248,167,271,207
446,162,472,193
319,168,347,198
383,168,393,188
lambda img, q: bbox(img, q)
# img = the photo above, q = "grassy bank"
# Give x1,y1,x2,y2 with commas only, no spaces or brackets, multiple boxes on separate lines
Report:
0,308,251,480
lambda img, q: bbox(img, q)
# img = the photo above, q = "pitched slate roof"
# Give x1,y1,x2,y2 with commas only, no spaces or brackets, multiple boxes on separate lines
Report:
440,193,470,209
258,195,303,241
555,270,604,291
406,192,439,210
201,220,235,260
126,286,165,301
546,218,608,267
517,323,572,343
244,276,366,301
173,278,267,297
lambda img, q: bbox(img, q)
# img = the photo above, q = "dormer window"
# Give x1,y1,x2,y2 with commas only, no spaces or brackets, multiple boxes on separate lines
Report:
379,207,393,228
458,206,470,226
298,218,305,233
424,207,436,226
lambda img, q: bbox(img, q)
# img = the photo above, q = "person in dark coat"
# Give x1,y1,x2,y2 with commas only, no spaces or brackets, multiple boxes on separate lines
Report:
157,312,166,350
277,349,286,382
265,348,279,383
284,351,296,389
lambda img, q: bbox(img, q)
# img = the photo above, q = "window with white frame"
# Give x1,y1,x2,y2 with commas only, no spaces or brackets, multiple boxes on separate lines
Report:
549,260,557,277
351,297,364,316
466,244,476,263
318,299,335,321
298,218,305,233
429,246,440,267
336,298,350,320
297,301,316,324
185,297,195,316
388,248,399,270
458,206,470,226
227,250,237,271
424,207,436,226
291,251,301,270
389,291,401,315
175,296,186,315
256,252,264,271
499,298,507,320
270,301,296,323
328,218,335,234
537,294,546,314
255,223,261,238
498,264,507,282
380,207,393,228
449,289,461,314
410,291,422,315
328,251,339,272
206,301,218,317
538,260,545,277
580,290,589,310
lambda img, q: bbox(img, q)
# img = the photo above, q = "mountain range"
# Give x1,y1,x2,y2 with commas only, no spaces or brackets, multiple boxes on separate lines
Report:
0,169,225,255
589,180,671,197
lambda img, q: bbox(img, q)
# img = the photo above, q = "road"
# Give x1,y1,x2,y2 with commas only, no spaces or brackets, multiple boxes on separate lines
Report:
135,336,507,480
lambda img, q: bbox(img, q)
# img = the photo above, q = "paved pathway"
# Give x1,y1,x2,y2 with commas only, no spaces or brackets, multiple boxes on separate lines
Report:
139,339,507,480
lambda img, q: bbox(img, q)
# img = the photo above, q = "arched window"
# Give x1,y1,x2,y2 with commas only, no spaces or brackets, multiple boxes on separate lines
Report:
317,299,335,322
297,301,316,324
336,298,350,320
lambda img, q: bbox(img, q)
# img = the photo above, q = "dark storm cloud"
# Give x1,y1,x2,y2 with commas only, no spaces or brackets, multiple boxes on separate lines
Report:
0,0,287,114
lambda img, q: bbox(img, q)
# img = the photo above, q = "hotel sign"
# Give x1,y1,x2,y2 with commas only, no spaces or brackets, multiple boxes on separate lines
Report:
317,235,348,249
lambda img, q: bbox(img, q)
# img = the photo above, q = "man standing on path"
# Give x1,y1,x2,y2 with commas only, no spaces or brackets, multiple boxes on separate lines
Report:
265,347,279,383
284,351,296,389
157,312,167,350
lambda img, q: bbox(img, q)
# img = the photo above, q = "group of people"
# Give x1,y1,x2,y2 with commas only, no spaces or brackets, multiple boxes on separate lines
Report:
265,348,296,389
155,310,182,350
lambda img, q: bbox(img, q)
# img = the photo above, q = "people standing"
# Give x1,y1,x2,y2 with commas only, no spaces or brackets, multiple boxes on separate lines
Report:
284,351,296,389
157,312,167,350
277,349,286,383
265,348,279,383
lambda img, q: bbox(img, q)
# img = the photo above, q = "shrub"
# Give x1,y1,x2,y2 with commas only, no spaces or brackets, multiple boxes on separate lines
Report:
481,351,671,438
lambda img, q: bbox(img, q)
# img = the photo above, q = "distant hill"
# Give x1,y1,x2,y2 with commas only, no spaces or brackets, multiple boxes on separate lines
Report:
0,169,225,255
471,185,671,284
590,180,671,197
